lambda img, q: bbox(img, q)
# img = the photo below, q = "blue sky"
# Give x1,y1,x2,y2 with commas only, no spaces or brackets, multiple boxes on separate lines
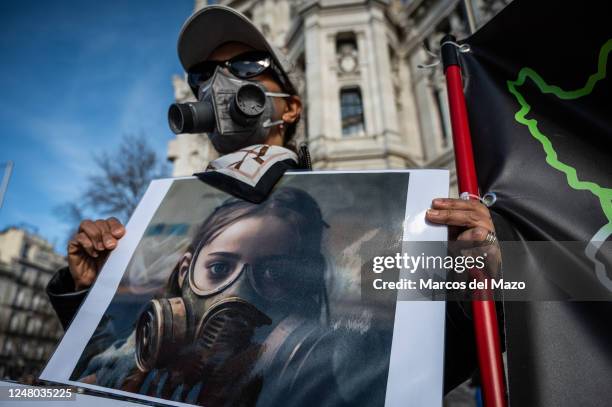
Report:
0,0,193,250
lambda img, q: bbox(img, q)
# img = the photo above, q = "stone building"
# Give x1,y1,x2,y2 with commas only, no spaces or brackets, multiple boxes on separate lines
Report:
0,227,66,380
167,0,511,194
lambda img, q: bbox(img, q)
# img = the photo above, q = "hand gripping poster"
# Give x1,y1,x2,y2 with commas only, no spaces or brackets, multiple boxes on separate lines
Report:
41,170,448,407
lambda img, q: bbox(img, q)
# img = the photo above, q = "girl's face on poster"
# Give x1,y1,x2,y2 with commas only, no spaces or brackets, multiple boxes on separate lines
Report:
190,215,301,302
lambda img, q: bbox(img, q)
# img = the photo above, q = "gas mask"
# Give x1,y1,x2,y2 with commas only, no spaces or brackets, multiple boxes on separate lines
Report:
134,244,324,377
168,67,290,154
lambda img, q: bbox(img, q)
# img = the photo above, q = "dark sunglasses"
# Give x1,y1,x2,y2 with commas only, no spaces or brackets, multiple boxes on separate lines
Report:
187,51,274,91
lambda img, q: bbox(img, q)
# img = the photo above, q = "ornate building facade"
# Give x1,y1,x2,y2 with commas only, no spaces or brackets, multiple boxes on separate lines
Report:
0,227,65,380
168,0,510,194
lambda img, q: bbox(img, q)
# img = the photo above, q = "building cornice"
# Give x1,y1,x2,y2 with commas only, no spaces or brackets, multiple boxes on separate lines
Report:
403,0,461,53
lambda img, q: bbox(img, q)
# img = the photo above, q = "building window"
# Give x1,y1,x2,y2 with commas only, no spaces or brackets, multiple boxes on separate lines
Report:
20,242,30,260
432,82,451,146
340,88,365,136
427,57,452,147
336,32,358,54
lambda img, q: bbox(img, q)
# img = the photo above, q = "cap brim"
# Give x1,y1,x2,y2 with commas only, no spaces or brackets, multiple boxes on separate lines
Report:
177,5,296,93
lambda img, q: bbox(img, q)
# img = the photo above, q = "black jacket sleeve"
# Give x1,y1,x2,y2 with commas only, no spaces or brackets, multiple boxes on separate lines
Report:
443,301,478,393
46,267,88,330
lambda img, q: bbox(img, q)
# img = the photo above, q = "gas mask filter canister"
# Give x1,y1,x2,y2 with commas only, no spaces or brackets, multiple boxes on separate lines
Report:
135,295,272,373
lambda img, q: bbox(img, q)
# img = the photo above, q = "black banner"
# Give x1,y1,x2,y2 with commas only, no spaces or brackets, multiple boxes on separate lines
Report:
461,0,612,405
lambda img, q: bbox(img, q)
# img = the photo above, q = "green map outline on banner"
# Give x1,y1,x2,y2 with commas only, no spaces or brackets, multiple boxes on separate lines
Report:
507,39,612,234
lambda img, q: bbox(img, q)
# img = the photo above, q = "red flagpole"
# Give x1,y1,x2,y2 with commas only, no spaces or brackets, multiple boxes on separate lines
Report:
441,36,507,407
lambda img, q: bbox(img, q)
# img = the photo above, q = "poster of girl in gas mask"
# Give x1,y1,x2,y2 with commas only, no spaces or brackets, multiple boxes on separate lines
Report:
42,170,448,407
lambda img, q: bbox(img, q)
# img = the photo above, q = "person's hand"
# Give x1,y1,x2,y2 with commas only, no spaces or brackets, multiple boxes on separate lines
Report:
425,198,495,241
67,218,125,291
426,198,501,277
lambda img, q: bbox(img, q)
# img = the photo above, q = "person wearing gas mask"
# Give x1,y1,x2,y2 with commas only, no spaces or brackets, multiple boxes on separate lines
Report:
75,187,389,406
47,3,502,400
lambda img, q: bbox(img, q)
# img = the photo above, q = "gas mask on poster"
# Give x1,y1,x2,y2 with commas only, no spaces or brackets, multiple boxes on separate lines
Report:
167,67,290,154
134,201,326,378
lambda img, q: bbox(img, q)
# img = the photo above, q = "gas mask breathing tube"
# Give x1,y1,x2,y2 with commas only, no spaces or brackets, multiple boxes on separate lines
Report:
168,67,290,154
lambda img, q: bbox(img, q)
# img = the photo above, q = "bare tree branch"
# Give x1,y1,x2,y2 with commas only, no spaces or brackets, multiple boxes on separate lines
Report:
55,134,169,241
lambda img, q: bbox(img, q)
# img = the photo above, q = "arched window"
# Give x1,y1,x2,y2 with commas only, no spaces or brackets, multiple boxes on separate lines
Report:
340,87,365,136
336,32,358,55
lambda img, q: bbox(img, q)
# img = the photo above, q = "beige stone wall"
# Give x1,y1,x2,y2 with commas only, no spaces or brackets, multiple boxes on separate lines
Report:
0,228,24,266
0,227,64,271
